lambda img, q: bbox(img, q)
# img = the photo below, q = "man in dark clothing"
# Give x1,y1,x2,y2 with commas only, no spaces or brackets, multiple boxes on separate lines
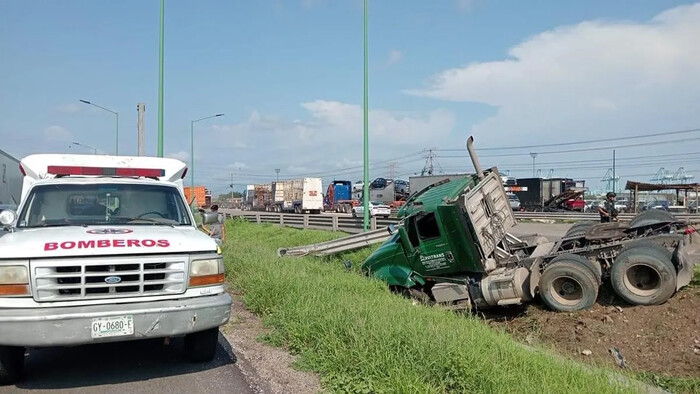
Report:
598,192,618,223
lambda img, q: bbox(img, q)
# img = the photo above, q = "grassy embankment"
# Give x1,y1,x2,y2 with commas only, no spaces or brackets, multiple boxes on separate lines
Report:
223,220,644,393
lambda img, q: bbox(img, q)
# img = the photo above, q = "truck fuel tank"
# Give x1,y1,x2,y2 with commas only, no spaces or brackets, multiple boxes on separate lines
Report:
470,267,532,308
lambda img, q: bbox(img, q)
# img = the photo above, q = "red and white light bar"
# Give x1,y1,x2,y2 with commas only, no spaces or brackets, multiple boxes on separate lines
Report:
47,166,165,178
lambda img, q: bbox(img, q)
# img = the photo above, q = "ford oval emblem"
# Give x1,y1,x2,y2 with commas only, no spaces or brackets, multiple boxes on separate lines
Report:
105,276,122,284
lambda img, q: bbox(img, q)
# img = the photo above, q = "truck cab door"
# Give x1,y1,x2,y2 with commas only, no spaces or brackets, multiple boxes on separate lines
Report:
405,212,454,275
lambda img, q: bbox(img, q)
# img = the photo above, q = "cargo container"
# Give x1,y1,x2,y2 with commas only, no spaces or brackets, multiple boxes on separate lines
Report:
275,178,323,214
0,148,22,209
324,180,358,213
242,184,272,211
184,186,211,208
512,178,586,211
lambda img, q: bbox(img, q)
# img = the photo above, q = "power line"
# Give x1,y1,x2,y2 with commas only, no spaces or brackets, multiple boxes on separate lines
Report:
438,127,700,151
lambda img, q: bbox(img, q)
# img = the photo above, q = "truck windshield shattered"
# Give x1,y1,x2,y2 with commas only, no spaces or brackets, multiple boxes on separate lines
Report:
17,183,192,227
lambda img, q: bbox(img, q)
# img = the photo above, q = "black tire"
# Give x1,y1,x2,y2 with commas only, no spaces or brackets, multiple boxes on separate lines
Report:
539,260,599,312
628,210,676,228
184,327,219,362
0,346,25,385
611,245,676,306
549,253,602,285
351,209,357,218
565,222,594,237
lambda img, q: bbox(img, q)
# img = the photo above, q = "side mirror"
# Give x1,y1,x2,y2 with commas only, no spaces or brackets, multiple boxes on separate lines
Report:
387,224,396,234
0,210,17,227
201,212,220,225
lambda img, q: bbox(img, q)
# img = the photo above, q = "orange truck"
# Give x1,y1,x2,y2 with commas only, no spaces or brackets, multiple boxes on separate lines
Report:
184,186,212,208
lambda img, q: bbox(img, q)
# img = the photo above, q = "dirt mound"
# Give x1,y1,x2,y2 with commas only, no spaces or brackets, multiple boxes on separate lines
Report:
486,284,700,377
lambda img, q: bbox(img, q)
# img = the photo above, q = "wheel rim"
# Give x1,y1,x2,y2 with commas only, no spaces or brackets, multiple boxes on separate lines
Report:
623,264,661,297
549,276,584,306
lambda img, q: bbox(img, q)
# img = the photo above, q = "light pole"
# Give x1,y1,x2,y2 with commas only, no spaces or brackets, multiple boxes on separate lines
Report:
362,0,370,231
157,0,165,157
79,99,118,155
275,168,280,183
530,152,538,177
190,113,224,193
70,142,97,155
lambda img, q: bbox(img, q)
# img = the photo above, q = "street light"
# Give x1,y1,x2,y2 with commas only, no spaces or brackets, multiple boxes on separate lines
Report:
530,152,538,177
191,113,224,192
79,99,119,155
70,142,97,155
275,168,280,182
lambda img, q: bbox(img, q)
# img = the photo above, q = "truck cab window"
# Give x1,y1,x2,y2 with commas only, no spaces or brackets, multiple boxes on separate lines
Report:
406,218,420,248
416,212,440,240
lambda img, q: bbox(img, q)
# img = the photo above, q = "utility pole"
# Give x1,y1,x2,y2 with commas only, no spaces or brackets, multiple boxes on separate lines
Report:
362,0,370,232
230,173,234,207
530,153,538,177
157,0,165,157
137,103,146,156
612,150,616,193
275,168,280,182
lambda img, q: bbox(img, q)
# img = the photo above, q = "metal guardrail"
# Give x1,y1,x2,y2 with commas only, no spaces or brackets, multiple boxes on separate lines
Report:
222,210,700,232
277,228,392,257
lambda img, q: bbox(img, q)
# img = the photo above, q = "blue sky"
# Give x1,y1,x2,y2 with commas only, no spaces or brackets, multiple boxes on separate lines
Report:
2,0,699,195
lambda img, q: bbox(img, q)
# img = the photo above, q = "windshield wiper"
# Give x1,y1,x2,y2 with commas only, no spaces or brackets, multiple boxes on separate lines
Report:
113,216,178,227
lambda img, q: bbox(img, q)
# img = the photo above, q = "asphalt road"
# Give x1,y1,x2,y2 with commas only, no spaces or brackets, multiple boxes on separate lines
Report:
1,334,256,394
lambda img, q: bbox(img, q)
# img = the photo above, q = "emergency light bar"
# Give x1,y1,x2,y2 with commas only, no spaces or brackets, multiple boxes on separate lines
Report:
47,166,165,178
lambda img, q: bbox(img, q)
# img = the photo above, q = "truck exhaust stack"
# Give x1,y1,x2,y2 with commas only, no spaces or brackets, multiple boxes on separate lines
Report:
466,136,484,180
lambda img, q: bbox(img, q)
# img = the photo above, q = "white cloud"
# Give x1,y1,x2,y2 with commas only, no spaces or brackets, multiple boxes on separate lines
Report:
192,102,456,188
43,125,72,141
407,3,700,152
167,151,190,162
56,103,81,114
387,49,403,66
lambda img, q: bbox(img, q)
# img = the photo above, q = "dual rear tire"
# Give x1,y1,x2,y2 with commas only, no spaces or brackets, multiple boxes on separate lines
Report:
610,245,676,306
539,254,600,312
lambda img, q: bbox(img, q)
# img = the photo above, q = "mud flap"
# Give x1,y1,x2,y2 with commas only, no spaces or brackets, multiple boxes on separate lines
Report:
674,240,697,290
529,258,543,298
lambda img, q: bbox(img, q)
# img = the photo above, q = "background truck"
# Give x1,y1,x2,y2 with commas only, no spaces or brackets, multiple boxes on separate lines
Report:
356,178,408,209
362,137,697,313
0,154,231,384
512,177,586,211
277,178,323,214
242,184,271,211
324,180,358,213
0,148,22,209
184,186,212,209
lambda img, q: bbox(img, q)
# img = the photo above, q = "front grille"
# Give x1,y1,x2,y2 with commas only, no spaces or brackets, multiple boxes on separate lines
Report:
32,256,187,301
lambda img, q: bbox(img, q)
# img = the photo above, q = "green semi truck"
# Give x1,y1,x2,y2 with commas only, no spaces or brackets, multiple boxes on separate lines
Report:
361,137,697,312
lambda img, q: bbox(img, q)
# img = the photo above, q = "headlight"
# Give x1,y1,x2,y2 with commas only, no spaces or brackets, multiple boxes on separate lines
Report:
0,265,30,296
189,258,225,287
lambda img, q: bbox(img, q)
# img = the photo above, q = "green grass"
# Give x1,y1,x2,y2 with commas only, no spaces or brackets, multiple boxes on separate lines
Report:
223,220,641,393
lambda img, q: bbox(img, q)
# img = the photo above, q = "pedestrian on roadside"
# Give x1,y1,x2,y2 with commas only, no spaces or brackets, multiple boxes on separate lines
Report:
208,204,225,245
598,192,618,223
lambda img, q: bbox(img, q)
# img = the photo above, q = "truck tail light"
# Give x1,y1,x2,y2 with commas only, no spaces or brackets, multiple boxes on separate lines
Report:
685,227,697,234
47,166,165,178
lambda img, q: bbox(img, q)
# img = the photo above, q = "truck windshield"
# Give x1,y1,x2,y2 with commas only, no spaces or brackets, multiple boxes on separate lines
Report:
18,183,192,228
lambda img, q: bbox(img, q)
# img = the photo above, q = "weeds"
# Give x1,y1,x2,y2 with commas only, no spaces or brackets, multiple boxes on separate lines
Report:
224,221,638,393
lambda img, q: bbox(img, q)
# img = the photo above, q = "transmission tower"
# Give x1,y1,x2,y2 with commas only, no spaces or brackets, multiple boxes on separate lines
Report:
387,161,398,179
421,148,443,176
545,169,555,179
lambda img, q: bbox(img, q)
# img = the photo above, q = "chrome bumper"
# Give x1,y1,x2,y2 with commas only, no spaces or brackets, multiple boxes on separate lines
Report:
0,293,231,347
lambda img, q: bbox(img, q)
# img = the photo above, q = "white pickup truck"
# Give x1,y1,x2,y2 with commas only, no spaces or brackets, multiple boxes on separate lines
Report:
0,154,231,384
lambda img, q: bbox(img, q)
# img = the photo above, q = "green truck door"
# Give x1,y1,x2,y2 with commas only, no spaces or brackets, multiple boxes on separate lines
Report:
405,212,454,275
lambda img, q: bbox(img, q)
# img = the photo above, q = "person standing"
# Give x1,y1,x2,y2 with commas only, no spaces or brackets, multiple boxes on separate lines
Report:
208,204,225,245
598,192,618,223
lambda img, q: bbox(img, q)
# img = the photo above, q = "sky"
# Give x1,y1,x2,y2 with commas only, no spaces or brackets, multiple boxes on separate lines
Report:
2,0,700,196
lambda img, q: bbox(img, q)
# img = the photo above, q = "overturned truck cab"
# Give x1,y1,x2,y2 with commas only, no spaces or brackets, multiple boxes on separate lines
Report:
362,137,698,313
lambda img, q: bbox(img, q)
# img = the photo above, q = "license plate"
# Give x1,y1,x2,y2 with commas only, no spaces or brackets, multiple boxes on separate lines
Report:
91,315,134,338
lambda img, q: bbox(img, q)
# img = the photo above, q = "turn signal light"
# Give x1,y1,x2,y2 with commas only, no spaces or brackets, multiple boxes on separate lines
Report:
685,227,697,234
189,273,225,287
0,284,29,296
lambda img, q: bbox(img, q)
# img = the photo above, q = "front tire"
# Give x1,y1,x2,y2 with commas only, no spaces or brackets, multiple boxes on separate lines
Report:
539,260,599,312
611,245,676,306
0,346,25,385
184,328,219,362
352,209,357,218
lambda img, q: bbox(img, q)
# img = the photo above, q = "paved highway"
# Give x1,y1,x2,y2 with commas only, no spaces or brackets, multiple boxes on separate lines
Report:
0,335,256,394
